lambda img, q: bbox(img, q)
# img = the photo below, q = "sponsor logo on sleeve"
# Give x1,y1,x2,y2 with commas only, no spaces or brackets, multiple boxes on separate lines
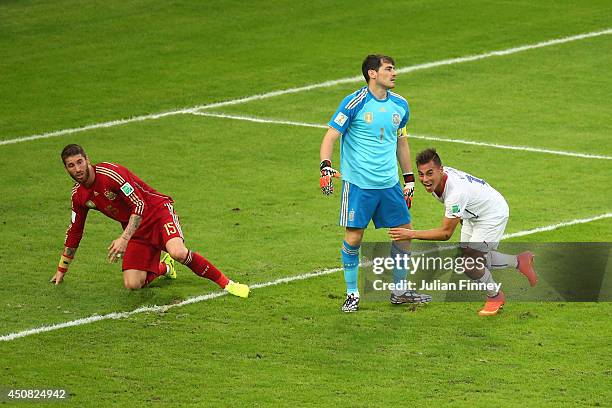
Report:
451,204,461,214
71,210,76,223
334,112,348,127
120,182,134,196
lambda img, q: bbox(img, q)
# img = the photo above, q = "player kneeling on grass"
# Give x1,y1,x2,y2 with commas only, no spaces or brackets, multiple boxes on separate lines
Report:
388,148,537,316
51,144,249,298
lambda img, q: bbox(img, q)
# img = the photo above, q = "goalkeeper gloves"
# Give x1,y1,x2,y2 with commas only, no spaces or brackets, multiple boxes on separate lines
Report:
403,172,415,209
320,160,340,195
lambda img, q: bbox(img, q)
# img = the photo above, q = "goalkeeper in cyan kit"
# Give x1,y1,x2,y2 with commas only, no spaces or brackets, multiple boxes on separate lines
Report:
319,54,431,312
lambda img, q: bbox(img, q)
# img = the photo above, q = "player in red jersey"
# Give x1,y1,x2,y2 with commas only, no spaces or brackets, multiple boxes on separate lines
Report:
51,144,249,297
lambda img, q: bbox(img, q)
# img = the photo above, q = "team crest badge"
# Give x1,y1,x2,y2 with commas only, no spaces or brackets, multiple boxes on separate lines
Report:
392,113,401,126
104,190,117,200
364,112,373,124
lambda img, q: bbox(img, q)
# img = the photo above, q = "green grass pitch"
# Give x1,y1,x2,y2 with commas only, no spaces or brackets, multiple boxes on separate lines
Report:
1,1,611,406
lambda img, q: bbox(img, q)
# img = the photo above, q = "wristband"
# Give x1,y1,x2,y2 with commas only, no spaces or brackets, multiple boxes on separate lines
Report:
57,254,73,273
403,172,415,183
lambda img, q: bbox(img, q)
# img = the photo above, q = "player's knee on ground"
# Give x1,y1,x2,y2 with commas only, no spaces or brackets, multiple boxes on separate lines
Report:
123,273,146,290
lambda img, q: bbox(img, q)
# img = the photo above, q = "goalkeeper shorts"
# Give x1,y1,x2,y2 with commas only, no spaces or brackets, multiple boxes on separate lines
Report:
339,181,410,229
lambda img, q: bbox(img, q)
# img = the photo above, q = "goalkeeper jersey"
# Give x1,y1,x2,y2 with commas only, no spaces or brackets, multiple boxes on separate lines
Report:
65,162,173,248
328,86,409,189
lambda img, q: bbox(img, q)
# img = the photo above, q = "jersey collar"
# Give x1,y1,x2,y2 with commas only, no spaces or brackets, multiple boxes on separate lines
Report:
367,86,389,102
433,173,448,198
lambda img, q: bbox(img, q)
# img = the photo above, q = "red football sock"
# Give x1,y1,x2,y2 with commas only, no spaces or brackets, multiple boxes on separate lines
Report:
183,250,230,288
142,265,166,288
158,262,168,275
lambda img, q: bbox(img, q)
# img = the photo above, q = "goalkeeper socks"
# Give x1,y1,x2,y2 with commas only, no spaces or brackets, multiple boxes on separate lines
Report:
183,250,230,288
476,268,499,297
390,242,410,294
341,241,360,296
486,251,518,269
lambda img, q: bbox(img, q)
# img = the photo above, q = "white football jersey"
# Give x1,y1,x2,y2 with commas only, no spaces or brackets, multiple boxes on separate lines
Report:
433,167,509,222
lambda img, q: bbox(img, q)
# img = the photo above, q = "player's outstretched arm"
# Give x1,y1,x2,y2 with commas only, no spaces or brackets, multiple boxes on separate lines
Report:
51,246,77,285
389,217,461,241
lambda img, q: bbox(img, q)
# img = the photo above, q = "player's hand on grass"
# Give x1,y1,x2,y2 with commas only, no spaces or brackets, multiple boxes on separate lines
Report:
320,160,341,196
50,270,65,285
388,227,413,241
108,237,128,263
403,172,415,209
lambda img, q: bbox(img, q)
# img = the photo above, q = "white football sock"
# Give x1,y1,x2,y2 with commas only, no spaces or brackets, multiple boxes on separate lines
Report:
486,251,518,269
477,268,499,297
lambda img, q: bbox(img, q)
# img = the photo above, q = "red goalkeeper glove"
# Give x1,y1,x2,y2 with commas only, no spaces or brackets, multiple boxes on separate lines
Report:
403,172,415,209
320,160,341,196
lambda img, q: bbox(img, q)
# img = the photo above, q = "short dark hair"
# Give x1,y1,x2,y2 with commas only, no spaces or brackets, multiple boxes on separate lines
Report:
61,144,87,164
416,148,442,167
362,54,395,83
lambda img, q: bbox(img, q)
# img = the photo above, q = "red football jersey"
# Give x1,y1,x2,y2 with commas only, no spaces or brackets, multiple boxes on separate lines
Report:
65,162,173,248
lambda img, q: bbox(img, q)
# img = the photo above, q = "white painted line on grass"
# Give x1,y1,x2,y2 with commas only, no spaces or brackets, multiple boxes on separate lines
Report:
502,213,612,239
195,28,612,111
192,111,612,160
2,213,610,342
0,269,341,342
408,134,612,160
192,111,326,129
0,291,228,342
2,28,611,146
0,110,197,146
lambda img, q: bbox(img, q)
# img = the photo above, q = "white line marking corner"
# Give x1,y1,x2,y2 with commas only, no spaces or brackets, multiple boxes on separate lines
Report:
2,27,611,146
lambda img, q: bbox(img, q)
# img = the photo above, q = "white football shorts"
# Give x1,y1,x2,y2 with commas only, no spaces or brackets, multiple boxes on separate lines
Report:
459,216,508,252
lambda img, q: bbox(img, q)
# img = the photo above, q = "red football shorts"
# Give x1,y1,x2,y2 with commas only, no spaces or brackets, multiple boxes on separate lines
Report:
122,203,184,273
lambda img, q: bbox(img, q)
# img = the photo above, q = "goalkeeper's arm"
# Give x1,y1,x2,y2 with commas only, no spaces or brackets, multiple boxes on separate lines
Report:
396,127,415,208
320,128,342,195
51,246,77,285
